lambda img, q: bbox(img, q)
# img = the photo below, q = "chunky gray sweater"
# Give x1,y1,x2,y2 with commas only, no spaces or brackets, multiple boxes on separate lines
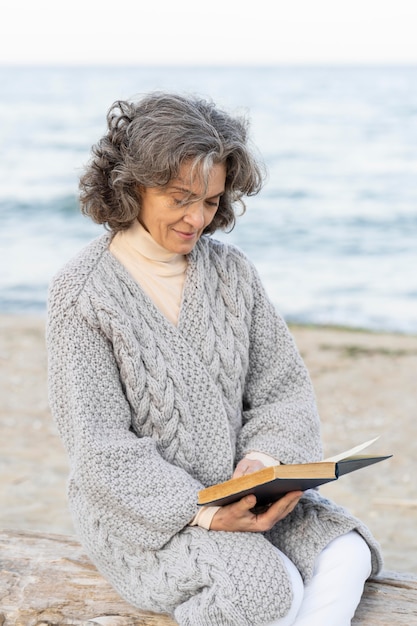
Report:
47,233,383,626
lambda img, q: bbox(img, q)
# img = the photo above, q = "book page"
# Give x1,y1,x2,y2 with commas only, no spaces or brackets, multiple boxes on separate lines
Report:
324,436,380,462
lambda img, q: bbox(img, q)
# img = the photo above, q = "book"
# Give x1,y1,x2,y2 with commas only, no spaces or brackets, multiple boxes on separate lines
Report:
198,437,392,508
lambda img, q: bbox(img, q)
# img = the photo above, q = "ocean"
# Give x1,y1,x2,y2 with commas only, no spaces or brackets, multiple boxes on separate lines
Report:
1,65,416,333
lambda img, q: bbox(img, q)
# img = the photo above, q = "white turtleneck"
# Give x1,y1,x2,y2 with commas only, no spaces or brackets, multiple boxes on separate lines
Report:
109,219,187,327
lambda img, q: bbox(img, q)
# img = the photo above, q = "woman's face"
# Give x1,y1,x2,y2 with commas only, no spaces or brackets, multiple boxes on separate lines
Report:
138,161,226,254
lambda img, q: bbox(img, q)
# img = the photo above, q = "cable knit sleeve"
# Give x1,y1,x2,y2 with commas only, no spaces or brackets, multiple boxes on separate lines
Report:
47,297,202,553
237,265,323,465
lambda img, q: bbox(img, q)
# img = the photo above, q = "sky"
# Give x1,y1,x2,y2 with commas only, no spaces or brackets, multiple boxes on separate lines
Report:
1,0,417,66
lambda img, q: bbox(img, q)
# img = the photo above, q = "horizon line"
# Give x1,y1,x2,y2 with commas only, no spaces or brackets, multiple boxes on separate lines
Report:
1,61,417,69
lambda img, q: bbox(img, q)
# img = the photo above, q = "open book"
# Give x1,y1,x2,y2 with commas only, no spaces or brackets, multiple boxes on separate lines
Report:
198,437,392,508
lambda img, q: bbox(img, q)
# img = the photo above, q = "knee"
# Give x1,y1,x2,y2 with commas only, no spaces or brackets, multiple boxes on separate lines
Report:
175,535,300,626
338,531,372,579
175,565,297,626
317,530,372,582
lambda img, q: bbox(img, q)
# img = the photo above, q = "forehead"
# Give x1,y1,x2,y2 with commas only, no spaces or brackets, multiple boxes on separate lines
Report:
169,161,226,194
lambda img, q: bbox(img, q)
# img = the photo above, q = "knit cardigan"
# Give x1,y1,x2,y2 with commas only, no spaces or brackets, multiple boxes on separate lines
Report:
47,233,383,626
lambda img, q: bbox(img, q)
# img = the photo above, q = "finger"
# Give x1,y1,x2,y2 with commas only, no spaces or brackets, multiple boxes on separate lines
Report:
267,491,302,520
236,494,257,512
232,459,264,478
210,495,258,531
232,460,248,478
251,492,302,527
211,492,301,532
246,460,264,473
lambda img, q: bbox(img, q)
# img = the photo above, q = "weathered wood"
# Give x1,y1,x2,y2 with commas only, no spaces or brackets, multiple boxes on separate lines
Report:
352,571,417,625
0,530,174,626
0,530,416,625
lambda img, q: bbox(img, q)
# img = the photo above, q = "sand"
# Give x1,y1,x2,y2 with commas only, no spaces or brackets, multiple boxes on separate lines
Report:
1,314,416,574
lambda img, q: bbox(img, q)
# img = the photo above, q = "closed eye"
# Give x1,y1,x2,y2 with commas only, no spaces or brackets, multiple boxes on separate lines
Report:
205,194,223,208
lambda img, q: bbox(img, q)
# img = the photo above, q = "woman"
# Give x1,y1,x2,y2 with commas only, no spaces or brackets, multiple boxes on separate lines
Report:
47,92,382,626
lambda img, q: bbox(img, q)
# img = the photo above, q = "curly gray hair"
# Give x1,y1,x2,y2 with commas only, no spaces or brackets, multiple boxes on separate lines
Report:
79,91,265,233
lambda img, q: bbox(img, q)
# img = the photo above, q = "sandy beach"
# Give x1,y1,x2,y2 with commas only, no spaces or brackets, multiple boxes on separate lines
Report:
1,314,416,575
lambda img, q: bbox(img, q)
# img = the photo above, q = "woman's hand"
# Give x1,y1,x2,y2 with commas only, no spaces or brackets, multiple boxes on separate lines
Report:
232,457,266,479
210,491,302,533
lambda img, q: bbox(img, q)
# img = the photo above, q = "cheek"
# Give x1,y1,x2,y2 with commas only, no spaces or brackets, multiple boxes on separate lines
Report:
206,208,218,226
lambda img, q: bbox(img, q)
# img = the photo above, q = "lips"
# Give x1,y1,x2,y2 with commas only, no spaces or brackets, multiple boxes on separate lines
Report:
174,230,197,239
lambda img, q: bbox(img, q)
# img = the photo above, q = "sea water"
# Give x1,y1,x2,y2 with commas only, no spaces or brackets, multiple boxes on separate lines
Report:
0,65,416,332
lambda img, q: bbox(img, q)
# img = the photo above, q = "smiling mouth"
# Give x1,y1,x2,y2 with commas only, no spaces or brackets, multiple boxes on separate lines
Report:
174,230,197,239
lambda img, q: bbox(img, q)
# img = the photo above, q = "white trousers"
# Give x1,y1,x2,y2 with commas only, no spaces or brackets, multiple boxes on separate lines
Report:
266,530,372,626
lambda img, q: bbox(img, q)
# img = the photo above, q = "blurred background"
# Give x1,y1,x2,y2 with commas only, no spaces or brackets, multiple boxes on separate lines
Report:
1,0,416,332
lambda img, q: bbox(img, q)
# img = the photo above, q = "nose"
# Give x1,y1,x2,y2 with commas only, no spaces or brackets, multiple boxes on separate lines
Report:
183,201,205,229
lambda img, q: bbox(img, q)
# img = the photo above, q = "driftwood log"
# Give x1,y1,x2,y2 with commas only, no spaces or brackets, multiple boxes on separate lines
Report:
0,530,416,626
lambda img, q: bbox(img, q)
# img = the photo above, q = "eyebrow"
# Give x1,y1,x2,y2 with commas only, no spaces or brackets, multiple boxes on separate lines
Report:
168,185,224,199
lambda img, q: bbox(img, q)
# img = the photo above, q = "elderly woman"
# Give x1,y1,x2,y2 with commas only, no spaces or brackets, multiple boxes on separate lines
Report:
47,92,382,626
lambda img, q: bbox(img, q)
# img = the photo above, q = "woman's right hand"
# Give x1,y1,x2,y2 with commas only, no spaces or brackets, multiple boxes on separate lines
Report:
210,491,302,533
